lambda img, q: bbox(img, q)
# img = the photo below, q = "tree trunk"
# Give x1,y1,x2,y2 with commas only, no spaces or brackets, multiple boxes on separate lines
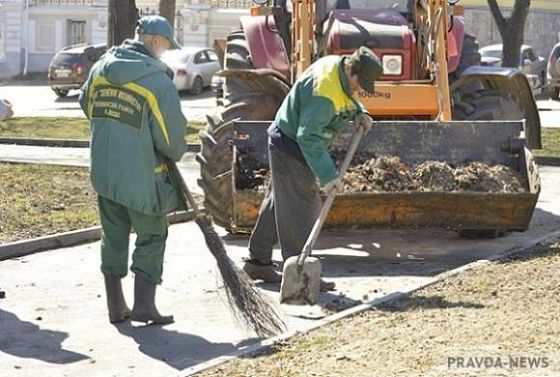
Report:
487,0,531,68
159,0,176,26
108,0,138,47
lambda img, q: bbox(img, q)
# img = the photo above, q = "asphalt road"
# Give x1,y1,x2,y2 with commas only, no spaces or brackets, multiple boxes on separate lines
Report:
536,97,560,128
0,83,217,122
0,82,559,127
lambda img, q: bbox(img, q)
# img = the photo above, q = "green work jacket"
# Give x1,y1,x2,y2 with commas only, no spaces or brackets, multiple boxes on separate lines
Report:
80,40,188,215
274,55,364,185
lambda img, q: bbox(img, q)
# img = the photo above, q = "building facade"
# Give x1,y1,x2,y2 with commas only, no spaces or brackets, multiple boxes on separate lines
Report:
0,0,107,78
138,0,252,48
0,0,252,78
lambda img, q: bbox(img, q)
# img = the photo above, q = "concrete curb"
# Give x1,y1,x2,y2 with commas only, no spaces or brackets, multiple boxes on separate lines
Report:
0,210,197,261
0,137,89,148
181,229,560,376
0,137,202,152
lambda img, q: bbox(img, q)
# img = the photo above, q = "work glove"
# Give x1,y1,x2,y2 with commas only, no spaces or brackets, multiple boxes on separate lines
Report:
354,113,374,134
323,178,343,194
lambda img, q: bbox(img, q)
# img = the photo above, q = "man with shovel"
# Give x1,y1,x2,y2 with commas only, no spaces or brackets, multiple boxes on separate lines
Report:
242,46,383,286
79,16,188,324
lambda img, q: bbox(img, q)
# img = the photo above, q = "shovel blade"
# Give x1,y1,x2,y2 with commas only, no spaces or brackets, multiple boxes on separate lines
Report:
279,256,322,305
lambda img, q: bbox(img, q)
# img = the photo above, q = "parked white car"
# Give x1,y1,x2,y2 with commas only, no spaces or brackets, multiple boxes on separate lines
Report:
479,44,547,90
161,47,220,95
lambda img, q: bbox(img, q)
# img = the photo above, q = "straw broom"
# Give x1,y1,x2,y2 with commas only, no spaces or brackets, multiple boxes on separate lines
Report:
168,161,286,337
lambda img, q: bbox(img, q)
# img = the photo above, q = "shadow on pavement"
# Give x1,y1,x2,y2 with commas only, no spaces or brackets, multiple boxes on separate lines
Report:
179,88,212,100
0,309,89,364
221,208,560,280
0,79,48,87
116,321,236,370
54,94,79,103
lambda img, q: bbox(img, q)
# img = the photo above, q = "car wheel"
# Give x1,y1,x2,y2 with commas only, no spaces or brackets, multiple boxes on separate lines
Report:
54,89,68,98
550,87,560,100
190,77,204,96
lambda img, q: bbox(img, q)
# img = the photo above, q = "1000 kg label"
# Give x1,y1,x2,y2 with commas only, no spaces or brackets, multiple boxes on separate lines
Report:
358,90,391,100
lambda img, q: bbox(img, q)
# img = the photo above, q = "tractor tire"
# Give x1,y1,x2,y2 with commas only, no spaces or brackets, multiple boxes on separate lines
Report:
452,88,523,239
452,89,523,121
449,33,481,83
197,30,289,231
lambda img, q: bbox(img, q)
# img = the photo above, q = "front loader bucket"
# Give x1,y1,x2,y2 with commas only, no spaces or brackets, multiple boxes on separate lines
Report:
230,120,540,233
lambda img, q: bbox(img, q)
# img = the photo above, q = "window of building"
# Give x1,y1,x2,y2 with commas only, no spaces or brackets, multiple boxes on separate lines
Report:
0,29,6,62
36,22,55,52
68,20,86,46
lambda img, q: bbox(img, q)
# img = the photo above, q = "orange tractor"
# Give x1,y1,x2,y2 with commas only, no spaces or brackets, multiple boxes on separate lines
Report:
198,0,541,237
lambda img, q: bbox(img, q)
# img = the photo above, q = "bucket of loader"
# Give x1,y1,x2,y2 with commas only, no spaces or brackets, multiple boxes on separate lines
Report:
230,120,540,233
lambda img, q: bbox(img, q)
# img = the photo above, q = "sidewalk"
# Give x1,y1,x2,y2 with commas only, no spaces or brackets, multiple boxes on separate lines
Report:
1,168,559,376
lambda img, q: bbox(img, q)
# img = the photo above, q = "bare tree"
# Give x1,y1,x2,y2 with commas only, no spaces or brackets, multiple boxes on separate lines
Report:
159,0,176,26
487,0,531,68
108,0,138,47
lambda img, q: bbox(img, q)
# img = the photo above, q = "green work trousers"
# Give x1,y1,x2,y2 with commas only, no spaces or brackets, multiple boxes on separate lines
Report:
98,195,168,284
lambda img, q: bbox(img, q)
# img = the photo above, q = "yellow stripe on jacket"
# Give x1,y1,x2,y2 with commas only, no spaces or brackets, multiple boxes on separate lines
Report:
312,56,357,115
87,75,170,145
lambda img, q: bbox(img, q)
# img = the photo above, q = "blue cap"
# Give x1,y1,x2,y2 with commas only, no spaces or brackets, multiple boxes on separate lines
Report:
136,15,181,50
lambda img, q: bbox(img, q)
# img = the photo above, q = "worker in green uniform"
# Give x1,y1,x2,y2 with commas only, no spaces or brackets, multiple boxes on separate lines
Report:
79,16,188,324
242,47,383,285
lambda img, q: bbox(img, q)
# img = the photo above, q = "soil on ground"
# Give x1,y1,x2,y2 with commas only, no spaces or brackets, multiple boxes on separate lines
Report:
0,163,97,243
197,242,560,377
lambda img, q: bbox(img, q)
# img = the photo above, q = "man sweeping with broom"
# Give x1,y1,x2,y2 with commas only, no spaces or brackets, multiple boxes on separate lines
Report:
242,47,383,287
79,16,187,324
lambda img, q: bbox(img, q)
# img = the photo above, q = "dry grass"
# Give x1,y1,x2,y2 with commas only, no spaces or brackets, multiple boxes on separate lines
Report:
197,243,560,377
535,128,560,157
0,163,98,243
0,117,90,140
0,117,205,144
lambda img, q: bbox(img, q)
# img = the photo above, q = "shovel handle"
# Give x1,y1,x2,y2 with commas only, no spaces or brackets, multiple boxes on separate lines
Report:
297,127,365,266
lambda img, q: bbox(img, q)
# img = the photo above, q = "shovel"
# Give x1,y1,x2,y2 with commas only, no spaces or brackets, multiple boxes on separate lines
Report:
280,127,365,305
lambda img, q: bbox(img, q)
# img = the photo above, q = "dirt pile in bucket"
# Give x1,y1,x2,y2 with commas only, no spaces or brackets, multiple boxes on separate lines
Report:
454,162,526,192
343,156,417,192
244,155,526,194
411,161,456,192
341,157,526,193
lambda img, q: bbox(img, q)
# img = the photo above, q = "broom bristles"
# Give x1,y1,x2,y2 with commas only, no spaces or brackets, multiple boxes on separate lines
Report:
194,214,286,337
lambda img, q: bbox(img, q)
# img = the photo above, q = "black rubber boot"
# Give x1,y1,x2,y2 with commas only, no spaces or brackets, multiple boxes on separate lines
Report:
320,279,336,292
242,259,282,283
104,274,131,323
131,275,174,325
